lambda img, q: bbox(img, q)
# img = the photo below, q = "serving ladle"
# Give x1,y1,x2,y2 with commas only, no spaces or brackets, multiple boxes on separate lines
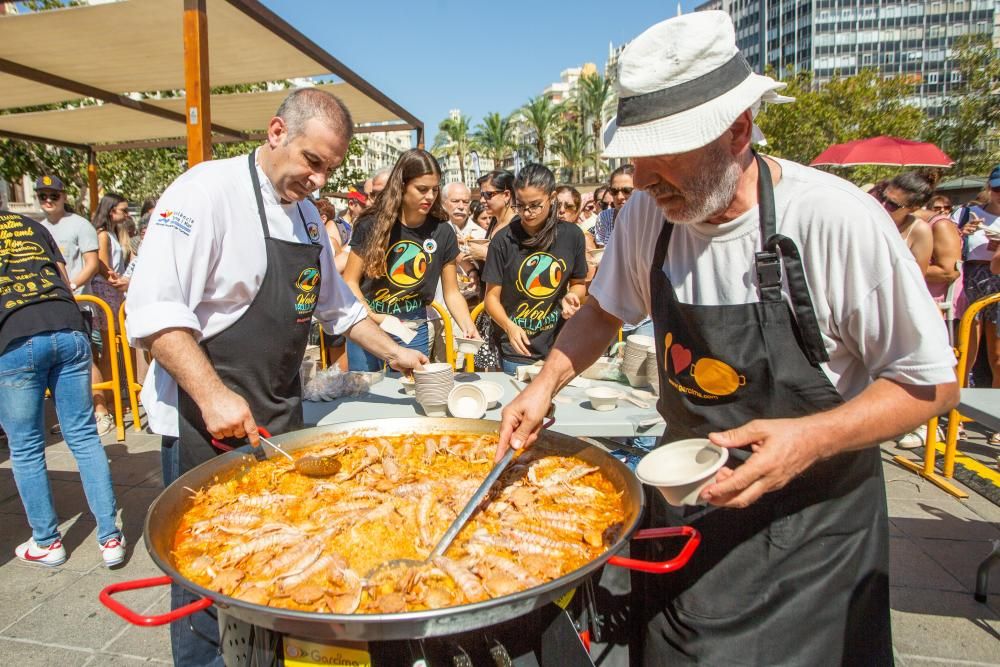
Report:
211,426,342,477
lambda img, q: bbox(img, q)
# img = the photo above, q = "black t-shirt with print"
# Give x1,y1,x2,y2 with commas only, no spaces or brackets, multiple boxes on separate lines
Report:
0,211,86,354
351,215,459,318
482,220,587,363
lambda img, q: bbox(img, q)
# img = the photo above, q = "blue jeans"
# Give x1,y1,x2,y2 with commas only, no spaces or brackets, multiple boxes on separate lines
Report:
623,318,654,339
347,320,429,372
0,330,120,546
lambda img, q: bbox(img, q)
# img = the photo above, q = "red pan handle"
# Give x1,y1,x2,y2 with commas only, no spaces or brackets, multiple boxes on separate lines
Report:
211,426,272,452
608,525,701,574
100,576,213,626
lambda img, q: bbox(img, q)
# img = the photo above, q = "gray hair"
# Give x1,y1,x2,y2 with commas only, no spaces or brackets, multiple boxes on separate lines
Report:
442,182,471,199
276,88,354,142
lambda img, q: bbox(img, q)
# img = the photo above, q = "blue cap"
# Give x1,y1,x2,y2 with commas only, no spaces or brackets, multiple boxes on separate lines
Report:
989,165,1000,189
34,175,65,192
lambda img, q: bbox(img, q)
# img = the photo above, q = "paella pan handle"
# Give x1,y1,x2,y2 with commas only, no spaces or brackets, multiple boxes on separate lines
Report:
100,576,213,626
607,526,701,574
210,426,273,452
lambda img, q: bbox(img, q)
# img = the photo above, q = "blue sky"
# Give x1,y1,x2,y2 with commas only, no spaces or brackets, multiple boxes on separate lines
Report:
261,0,703,143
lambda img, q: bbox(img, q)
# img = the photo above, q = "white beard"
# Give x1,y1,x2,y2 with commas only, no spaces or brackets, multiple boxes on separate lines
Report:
650,145,743,225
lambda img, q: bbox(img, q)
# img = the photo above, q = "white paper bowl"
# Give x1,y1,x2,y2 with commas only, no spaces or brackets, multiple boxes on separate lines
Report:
448,384,487,419
400,375,416,396
625,335,655,351
474,380,504,408
414,363,454,376
455,336,485,355
635,439,729,506
585,386,623,411
419,402,448,417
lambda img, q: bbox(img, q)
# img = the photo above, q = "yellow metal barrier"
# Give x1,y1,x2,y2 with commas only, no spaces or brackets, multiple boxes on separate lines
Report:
466,303,486,372
893,292,1000,499
429,301,456,369
318,326,329,371
117,301,143,432
75,295,125,442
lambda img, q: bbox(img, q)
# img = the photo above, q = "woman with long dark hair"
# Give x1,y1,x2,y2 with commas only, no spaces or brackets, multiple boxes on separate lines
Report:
482,164,588,374
90,193,132,434
343,149,478,371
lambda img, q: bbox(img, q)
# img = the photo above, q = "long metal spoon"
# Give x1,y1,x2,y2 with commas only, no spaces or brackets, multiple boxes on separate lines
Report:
212,427,342,477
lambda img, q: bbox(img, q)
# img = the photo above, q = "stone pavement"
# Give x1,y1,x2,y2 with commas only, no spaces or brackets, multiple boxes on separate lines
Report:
0,421,998,666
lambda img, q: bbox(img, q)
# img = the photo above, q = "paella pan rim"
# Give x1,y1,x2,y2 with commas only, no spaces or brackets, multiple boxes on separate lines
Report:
143,418,645,641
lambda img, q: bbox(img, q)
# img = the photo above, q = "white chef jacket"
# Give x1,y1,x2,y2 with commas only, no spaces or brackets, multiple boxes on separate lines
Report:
126,150,367,437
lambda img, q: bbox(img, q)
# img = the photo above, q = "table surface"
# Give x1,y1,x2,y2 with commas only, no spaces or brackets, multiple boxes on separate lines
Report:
957,388,1000,432
302,371,666,439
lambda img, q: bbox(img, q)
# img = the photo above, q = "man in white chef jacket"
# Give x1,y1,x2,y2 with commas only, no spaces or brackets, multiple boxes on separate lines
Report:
126,88,426,667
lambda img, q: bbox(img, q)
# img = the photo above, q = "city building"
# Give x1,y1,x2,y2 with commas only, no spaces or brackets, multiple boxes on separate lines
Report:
436,110,496,189
695,0,1000,116
347,129,414,178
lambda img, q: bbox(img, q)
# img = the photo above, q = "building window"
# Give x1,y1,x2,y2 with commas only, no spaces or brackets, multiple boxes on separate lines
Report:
927,72,939,84
950,71,962,83
862,53,873,65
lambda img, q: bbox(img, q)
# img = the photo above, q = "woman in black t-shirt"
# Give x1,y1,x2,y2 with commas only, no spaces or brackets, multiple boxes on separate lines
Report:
482,165,588,375
344,149,478,371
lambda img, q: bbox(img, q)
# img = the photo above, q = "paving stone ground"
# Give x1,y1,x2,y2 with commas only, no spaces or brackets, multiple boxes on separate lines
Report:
0,413,998,666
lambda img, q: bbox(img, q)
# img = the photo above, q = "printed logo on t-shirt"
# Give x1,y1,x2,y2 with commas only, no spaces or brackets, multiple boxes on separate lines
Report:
422,238,437,254
509,251,567,334
386,240,429,288
662,331,745,400
516,252,565,299
154,210,194,236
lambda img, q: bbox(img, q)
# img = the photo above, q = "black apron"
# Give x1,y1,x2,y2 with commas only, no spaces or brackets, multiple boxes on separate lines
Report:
637,155,892,665
176,153,322,474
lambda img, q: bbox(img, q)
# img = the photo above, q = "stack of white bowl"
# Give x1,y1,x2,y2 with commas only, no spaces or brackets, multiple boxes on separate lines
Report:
621,335,654,387
413,363,454,416
645,348,660,395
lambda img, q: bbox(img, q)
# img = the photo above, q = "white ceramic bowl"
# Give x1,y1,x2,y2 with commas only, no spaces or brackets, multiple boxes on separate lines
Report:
474,380,504,408
635,438,729,506
585,386,623,411
448,384,487,419
455,336,485,355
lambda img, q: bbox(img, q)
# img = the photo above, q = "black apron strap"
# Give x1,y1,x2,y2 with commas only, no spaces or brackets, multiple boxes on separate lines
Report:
652,219,673,268
753,154,830,365
247,151,271,240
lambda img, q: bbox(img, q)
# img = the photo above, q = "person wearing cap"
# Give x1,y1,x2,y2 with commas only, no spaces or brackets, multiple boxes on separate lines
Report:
125,88,426,667
498,12,957,664
34,176,99,298
335,183,367,245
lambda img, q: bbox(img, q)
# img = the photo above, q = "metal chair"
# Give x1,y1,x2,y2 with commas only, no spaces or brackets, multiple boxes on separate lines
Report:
117,301,143,432
75,295,125,442
894,292,1000,499
428,301,456,369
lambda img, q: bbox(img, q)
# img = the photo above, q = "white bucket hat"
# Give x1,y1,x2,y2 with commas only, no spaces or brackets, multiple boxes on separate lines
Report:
603,11,793,158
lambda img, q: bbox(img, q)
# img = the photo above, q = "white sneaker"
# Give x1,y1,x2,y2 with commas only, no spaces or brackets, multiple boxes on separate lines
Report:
95,414,114,437
100,535,126,568
15,538,67,567
897,425,927,450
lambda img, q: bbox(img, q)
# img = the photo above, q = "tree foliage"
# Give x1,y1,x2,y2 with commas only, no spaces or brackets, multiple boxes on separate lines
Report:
431,114,473,184
518,96,562,166
474,112,515,166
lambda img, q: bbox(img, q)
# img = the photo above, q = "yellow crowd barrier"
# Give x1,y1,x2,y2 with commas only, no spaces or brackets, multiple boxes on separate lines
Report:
894,292,1000,498
75,295,125,442
117,301,143,432
466,303,486,372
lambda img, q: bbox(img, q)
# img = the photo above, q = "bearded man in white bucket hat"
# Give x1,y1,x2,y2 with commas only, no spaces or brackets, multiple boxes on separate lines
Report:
499,11,957,665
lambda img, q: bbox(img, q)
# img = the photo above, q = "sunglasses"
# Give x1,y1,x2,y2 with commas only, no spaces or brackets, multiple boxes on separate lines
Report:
558,202,579,212
37,192,62,202
609,187,634,197
480,190,506,201
931,205,951,212
878,193,907,213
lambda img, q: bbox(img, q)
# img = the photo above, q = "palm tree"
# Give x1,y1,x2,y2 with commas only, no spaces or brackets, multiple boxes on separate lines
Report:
520,95,562,164
474,112,516,167
577,72,614,181
431,114,473,184
552,126,588,184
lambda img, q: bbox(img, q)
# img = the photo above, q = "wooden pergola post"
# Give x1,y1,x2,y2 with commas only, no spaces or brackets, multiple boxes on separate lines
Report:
183,0,212,166
87,147,98,217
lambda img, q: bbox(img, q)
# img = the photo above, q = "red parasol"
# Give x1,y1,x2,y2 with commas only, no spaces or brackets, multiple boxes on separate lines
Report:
810,136,954,168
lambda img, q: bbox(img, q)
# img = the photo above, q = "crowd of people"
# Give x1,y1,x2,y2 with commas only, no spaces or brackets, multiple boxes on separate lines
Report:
1,9,1000,665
